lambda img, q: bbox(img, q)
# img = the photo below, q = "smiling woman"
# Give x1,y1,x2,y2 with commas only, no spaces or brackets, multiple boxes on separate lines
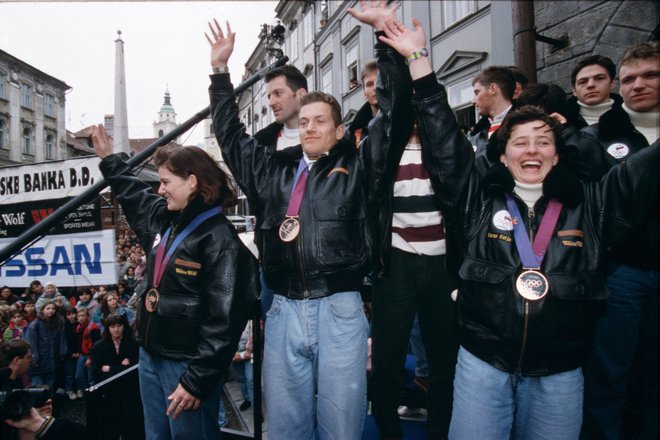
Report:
91,124,259,440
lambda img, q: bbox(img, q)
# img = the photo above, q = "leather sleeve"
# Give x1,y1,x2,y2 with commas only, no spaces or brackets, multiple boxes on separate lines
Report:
208,74,274,212
98,154,167,250
591,139,660,247
361,34,414,213
178,243,257,398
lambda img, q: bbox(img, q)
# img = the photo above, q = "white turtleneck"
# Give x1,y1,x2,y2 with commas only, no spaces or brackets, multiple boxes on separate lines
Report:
277,126,301,151
578,99,614,125
514,181,543,209
623,104,660,145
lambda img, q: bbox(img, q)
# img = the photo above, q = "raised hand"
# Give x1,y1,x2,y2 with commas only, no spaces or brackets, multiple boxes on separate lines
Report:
91,124,114,159
379,17,426,58
347,0,399,31
205,19,235,68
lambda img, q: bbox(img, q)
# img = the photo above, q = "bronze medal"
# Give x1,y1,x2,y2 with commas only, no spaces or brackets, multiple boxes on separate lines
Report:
515,270,549,301
279,217,300,242
145,288,160,313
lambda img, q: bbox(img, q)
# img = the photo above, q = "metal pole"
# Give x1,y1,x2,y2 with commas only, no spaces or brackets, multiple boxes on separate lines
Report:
512,0,537,84
0,56,288,266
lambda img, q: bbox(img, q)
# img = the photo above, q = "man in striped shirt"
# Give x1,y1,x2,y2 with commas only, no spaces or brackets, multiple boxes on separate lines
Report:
371,123,458,440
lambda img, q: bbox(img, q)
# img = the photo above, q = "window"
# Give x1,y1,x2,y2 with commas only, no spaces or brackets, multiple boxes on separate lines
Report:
345,43,359,91
21,83,32,109
45,94,54,117
0,73,5,99
321,65,333,95
303,10,313,47
289,26,299,61
45,134,55,159
0,119,6,150
447,78,475,107
443,1,476,28
23,127,33,155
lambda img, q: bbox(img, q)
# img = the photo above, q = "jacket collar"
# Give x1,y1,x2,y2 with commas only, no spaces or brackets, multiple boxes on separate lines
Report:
349,101,375,134
482,161,584,207
172,196,221,229
254,122,284,148
594,97,633,139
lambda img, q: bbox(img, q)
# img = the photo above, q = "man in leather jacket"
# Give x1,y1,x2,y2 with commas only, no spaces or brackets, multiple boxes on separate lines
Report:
206,10,407,438
581,42,660,440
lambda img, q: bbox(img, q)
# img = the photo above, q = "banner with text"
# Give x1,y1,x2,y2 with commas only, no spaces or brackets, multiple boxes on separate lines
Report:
0,197,101,239
0,229,117,287
0,156,103,204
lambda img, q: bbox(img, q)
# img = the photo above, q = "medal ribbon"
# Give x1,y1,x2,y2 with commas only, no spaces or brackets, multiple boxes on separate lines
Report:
152,206,223,288
286,159,310,217
504,193,563,268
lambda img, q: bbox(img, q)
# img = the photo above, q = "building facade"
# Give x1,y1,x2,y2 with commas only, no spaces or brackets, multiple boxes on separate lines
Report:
212,0,656,142
0,49,70,167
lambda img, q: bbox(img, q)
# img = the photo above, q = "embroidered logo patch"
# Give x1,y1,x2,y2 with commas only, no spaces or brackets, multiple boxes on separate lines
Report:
607,143,629,160
492,210,514,231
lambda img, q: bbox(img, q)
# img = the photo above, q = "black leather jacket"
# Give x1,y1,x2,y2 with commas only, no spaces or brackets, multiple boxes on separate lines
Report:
99,155,259,398
413,77,660,375
579,104,658,270
209,42,408,299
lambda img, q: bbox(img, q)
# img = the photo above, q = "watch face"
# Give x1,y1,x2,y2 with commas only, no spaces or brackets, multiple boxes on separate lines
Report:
420,48,429,57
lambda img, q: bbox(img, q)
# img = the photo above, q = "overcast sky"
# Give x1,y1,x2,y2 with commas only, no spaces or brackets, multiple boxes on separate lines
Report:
0,1,278,146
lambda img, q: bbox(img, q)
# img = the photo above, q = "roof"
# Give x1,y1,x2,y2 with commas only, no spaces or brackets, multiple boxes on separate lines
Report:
0,48,71,91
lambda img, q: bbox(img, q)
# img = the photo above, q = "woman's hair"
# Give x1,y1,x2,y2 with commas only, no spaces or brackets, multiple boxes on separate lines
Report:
101,313,130,342
100,292,119,316
495,105,566,158
38,299,62,331
154,145,237,208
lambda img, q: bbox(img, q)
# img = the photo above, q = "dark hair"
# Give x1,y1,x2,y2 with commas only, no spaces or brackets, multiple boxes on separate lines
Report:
361,60,378,83
0,339,31,367
29,280,42,289
495,106,565,157
299,92,343,126
620,41,660,69
513,83,568,115
473,66,516,101
38,299,62,331
10,310,25,319
506,65,529,88
571,55,616,85
77,287,92,298
264,65,308,92
154,145,237,208
101,314,130,342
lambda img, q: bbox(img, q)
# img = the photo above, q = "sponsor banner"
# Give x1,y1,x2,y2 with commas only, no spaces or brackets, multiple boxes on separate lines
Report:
0,197,101,238
0,229,117,287
0,157,102,204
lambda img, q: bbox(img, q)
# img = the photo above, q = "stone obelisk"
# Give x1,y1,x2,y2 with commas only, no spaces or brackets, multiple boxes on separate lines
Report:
113,30,130,155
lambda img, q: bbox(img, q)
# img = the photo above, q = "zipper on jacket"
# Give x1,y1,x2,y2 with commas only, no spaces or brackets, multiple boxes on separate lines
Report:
516,205,536,372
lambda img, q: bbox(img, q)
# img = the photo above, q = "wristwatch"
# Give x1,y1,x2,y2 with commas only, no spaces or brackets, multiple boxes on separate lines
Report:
212,66,229,74
406,48,429,65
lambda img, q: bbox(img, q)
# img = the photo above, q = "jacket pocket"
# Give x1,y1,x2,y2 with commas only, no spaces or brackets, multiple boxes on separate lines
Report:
156,294,202,353
547,272,606,301
458,257,513,333
313,198,367,269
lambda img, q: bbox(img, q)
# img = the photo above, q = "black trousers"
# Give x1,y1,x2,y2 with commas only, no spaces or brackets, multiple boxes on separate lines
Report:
371,249,458,439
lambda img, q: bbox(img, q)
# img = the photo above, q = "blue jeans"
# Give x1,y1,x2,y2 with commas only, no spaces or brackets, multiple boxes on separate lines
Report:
139,348,222,440
449,347,583,440
263,292,368,440
64,358,77,391
75,355,94,389
30,372,55,388
583,265,659,440
232,361,254,404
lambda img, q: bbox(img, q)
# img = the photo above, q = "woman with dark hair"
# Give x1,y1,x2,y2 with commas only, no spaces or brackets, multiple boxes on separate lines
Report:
23,299,67,387
92,291,133,328
90,314,139,382
378,17,659,439
91,126,258,440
